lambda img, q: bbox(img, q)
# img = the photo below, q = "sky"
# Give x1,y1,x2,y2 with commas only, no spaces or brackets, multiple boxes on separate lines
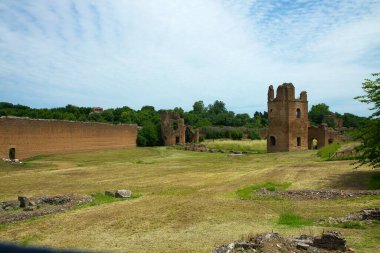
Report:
0,0,379,116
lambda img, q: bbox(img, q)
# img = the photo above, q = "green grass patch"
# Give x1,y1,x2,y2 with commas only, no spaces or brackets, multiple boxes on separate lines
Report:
368,173,380,190
277,212,313,227
80,192,141,208
203,140,266,153
236,181,291,200
317,143,341,159
321,221,367,230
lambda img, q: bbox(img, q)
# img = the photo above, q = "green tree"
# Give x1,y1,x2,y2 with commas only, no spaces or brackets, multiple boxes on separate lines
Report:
309,103,330,126
354,72,380,168
192,101,205,113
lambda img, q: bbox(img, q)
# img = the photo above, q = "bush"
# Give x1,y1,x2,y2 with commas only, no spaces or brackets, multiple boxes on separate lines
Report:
248,130,260,140
137,134,148,147
231,130,243,140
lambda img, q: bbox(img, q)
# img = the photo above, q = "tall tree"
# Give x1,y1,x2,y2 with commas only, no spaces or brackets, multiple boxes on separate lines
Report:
354,72,380,168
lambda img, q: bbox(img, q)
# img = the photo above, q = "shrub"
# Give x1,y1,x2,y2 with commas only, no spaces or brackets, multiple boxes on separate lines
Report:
248,130,260,140
231,130,243,140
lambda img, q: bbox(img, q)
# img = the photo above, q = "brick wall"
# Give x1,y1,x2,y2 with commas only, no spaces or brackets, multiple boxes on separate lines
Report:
0,117,137,159
267,83,308,152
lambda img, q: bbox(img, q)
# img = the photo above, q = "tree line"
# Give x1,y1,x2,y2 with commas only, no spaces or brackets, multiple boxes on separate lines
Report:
0,99,367,147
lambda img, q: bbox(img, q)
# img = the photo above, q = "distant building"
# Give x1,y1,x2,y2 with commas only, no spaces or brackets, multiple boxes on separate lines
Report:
267,83,339,152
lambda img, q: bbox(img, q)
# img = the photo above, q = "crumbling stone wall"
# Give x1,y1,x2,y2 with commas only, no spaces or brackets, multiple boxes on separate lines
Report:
267,83,308,152
308,123,339,149
160,111,199,145
0,116,137,159
186,126,200,143
160,111,186,145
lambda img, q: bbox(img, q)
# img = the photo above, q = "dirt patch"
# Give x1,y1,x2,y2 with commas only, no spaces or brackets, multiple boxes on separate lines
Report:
214,231,354,253
255,189,380,200
0,194,93,223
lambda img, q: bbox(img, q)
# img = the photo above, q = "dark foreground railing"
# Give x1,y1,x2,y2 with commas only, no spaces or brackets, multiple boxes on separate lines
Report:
0,242,91,253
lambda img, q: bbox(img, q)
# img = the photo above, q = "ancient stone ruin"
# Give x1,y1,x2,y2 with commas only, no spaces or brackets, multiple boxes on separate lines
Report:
0,116,138,160
267,83,339,152
160,111,199,145
267,83,309,152
214,231,353,253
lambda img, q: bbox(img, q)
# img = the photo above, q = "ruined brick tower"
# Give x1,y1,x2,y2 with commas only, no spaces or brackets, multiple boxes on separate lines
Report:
160,111,186,145
267,83,308,152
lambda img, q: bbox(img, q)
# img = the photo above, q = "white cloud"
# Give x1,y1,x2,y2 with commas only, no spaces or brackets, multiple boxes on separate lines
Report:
0,0,379,116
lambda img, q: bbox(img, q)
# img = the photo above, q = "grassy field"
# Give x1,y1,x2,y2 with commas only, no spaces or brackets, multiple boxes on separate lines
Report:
0,143,379,252
203,139,267,153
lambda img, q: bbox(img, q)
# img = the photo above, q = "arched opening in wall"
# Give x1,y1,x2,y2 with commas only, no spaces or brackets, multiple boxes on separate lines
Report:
297,137,301,147
296,108,301,118
328,138,333,144
269,136,276,146
9,148,15,160
312,138,318,149
175,136,180,144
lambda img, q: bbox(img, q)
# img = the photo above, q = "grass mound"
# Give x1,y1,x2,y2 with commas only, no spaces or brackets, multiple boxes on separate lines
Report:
277,212,313,227
317,143,341,159
236,182,291,200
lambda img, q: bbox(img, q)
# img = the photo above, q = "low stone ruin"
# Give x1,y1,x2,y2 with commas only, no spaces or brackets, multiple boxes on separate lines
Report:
255,189,380,200
320,208,380,224
214,231,354,253
0,194,93,223
105,189,132,198
2,157,22,164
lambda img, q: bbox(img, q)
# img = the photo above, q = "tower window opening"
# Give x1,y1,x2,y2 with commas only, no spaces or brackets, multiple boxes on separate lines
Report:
296,108,301,118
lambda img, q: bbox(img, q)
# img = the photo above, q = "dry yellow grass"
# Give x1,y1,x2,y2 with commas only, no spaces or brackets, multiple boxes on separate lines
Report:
0,145,379,252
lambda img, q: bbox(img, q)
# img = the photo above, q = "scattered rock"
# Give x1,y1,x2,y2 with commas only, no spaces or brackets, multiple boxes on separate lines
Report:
28,201,37,207
39,196,71,205
319,208,380,224
18,196,29,208
296,242,310,250
214,231,352,253
24,206,37,211
313,231,346,251
255,189,380,200
0,194,93,224
115,190,132,198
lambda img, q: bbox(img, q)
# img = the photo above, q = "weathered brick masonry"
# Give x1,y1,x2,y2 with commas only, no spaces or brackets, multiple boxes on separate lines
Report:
0,117,137,159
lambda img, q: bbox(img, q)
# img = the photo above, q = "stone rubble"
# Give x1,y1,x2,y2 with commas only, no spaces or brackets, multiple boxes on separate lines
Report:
255,189,380,200
105,189,132,198
214,231,354,253
320,208,380,224
2,158,23,164
0,194,93,223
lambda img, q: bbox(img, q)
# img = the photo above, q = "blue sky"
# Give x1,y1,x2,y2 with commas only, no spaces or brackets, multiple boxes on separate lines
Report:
0,0,379,116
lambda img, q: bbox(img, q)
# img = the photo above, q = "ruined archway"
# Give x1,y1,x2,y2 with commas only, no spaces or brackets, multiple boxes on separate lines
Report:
9,148,15,160
269,136,276,146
